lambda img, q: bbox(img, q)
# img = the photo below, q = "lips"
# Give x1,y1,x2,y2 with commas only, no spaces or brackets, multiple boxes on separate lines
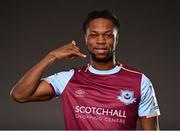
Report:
94,47,108,50
94,48,109,54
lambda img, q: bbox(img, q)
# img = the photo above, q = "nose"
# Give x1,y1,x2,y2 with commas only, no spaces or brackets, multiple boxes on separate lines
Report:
96,35,106,45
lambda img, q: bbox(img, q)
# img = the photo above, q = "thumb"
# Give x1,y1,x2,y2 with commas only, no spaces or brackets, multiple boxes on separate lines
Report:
72,40,76,45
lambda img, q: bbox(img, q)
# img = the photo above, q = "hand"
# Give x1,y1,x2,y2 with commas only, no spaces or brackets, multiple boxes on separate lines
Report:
49,41,87,60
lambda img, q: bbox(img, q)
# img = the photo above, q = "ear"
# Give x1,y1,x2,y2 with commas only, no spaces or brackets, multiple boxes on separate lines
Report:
115,34,119,46
84,34,88,45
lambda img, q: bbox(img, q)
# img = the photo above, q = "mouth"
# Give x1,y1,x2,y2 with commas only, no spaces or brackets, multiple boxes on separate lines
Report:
94,47,109,50
94,48,109,54
94,47,108,50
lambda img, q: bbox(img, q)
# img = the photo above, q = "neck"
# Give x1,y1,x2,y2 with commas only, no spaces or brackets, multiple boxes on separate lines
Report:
90,56,116,70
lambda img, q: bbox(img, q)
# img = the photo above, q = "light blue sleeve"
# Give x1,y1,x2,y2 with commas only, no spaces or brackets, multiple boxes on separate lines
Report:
42,69,74,96
138,74,160,118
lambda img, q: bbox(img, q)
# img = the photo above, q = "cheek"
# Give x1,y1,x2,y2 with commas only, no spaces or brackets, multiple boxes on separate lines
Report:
107,39,115,46
86,37,95,46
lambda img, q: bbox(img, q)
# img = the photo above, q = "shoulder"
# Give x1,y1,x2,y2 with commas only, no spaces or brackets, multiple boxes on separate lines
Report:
44,69,75,83
120,64,153,86
141,74,153,92
55,69,75,76
120,64,142,76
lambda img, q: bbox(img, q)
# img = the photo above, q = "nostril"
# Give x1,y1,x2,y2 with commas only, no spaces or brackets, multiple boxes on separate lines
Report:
96,41,106,45
96,39,106,45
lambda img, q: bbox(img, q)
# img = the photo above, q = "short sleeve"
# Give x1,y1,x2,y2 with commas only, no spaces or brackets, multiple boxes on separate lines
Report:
42,69,74,96
138,74,160,118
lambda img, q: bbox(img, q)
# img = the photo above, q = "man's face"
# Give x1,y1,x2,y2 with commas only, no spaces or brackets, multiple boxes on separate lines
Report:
85,18,118,62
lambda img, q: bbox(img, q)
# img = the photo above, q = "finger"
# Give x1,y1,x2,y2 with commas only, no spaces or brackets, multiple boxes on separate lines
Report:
71,41,79,49
73,51,87,58
73,46,80,52
70,41,80,51
72,40,76,46
70,44,81,52
70,41,86,58
69,55,77,59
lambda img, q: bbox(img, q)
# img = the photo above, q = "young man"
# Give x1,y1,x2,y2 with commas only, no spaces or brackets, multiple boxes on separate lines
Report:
10,10,160,130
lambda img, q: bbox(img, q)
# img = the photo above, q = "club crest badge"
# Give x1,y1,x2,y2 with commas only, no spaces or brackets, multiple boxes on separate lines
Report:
118,90,136,105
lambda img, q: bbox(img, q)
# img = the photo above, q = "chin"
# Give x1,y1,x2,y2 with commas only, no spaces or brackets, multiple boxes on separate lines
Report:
90,52,114,63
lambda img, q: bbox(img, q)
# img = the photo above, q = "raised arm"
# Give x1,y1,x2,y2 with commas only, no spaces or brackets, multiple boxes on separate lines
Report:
10,41,86,103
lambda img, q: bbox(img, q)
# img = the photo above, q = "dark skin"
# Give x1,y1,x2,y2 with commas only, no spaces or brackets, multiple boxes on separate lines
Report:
85,18,118,70
10,18,159,130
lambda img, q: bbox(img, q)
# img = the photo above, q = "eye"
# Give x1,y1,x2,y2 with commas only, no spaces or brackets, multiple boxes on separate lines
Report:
104,34,113,39
89,34,97,38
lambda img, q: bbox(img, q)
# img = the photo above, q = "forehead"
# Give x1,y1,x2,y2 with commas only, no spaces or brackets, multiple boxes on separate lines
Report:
88,18,114,32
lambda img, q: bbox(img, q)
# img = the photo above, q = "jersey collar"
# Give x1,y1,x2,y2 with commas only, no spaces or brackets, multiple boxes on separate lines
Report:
88,65,121,75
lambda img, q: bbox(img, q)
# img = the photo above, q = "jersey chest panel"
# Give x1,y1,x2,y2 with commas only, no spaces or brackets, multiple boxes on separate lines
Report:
61,68,142,130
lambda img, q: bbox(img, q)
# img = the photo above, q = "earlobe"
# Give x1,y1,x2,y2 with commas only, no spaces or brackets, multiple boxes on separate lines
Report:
85,35,88,45
115,35,119,46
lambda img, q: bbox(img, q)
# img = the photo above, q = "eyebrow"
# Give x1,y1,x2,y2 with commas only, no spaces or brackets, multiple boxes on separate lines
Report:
90,30,113,34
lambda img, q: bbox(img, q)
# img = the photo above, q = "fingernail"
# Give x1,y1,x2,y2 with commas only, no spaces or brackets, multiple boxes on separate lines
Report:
83,54,87,58
72,40,76,45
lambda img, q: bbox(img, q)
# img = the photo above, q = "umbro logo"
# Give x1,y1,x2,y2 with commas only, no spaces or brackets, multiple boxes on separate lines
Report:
75,89,86,97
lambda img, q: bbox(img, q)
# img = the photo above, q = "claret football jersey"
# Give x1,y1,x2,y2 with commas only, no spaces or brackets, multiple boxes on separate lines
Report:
43,64,160,130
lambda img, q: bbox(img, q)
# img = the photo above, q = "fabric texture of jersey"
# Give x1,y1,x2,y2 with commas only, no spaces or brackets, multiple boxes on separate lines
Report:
43,64,160,130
